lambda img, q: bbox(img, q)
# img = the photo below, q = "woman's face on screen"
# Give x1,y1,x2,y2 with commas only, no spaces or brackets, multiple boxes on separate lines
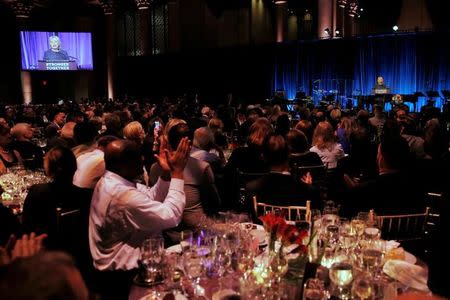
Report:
49,38,60,51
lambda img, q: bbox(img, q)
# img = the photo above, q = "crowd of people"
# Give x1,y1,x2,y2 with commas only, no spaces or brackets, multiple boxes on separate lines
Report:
0,95,449,298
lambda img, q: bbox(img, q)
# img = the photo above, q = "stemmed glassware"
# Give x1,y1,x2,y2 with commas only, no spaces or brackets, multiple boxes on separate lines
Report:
351,273,375,300
139,237,164,284
329,261,354,300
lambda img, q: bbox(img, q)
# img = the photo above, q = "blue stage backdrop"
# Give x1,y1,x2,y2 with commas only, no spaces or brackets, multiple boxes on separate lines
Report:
273,33,450,111
20,31,93,71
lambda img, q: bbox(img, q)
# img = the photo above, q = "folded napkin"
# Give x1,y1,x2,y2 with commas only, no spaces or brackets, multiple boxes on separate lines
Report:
385,240,401,251
383,259,429,292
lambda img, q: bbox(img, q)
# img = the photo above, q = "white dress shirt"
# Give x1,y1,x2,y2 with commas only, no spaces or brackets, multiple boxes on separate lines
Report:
73,149,105,189
89,171,185,271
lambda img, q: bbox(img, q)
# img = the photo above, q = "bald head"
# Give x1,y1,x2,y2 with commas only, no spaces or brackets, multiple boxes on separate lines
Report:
193,127,214,151
104,139,142,181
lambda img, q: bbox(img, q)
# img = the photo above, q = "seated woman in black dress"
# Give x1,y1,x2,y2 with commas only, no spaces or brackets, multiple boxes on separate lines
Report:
22,146,92,254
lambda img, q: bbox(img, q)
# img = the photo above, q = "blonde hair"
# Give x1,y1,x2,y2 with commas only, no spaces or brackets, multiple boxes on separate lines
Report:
164,118,187,137
123,121,145,144
312,121,337,150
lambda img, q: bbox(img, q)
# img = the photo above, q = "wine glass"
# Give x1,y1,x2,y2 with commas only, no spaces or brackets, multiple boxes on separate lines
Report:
183,250,205,296
352,273,374,300
329,261,354,300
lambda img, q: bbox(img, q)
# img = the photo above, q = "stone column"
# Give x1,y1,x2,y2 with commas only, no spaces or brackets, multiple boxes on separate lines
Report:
318,0,334,39
167,0,180,52
274,1,287,43
101,0,116,101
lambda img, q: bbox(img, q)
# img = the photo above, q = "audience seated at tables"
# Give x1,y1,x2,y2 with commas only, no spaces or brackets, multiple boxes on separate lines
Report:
190,126,223,172
10,123,43,169
89,138,189,299
73,135,118,189
45,110,66,140
149,120,221,243
287,129,323,167
22,146,93,261
343,130,424,216
48,121,76,149
246,133,315,209
310,121,345,169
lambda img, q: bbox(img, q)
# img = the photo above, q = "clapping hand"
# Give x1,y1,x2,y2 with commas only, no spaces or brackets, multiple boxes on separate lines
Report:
301,171,313,185
155,137,190,180
0,233,48,266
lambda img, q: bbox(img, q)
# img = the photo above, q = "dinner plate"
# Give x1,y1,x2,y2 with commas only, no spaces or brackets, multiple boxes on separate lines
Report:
249,229,268,246
404,251,417,265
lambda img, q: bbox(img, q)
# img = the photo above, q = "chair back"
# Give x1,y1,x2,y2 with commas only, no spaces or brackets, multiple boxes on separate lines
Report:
253,196,311,223
377,207,430,242
236,169,268,207
55,207,84,256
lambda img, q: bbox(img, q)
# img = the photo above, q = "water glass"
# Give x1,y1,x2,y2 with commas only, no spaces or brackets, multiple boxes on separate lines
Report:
140,237,164,283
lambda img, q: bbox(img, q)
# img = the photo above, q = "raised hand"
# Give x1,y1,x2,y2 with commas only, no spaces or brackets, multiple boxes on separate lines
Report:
155,137,190,179
11,232,47,260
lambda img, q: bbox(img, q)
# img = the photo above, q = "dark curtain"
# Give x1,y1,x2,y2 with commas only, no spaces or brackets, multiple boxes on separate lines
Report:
273,33,450,111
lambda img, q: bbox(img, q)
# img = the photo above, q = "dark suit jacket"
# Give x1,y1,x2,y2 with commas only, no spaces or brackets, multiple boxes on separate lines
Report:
246,172,314,207
344,170,425,217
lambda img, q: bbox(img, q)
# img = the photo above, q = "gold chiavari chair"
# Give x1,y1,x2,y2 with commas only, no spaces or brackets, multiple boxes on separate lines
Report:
252,196,311,223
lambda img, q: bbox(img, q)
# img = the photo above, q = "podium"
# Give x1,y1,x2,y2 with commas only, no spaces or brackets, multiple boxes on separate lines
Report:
37,60,77,71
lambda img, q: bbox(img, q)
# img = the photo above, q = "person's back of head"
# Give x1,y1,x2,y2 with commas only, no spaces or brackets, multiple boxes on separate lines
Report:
286,129,308,154
104,113,121,132
123,121,145,145
104,139,142,181
0,251,88,300
44,146,77,183
248,117,273,147
263,133,289,169
73,122,97,145
379,135,409,171
193,126,214,151
11,123,33,141
312,121,336,150
373,104,384,117
275,114,291,137
96,135,119,152
356,110,369,125
168,123,190,151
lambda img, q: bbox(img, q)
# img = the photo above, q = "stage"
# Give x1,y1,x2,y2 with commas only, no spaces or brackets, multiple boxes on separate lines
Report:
272,32,450,112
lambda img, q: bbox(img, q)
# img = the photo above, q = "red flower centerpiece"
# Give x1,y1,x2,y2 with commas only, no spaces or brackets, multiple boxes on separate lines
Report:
258,212,311,283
